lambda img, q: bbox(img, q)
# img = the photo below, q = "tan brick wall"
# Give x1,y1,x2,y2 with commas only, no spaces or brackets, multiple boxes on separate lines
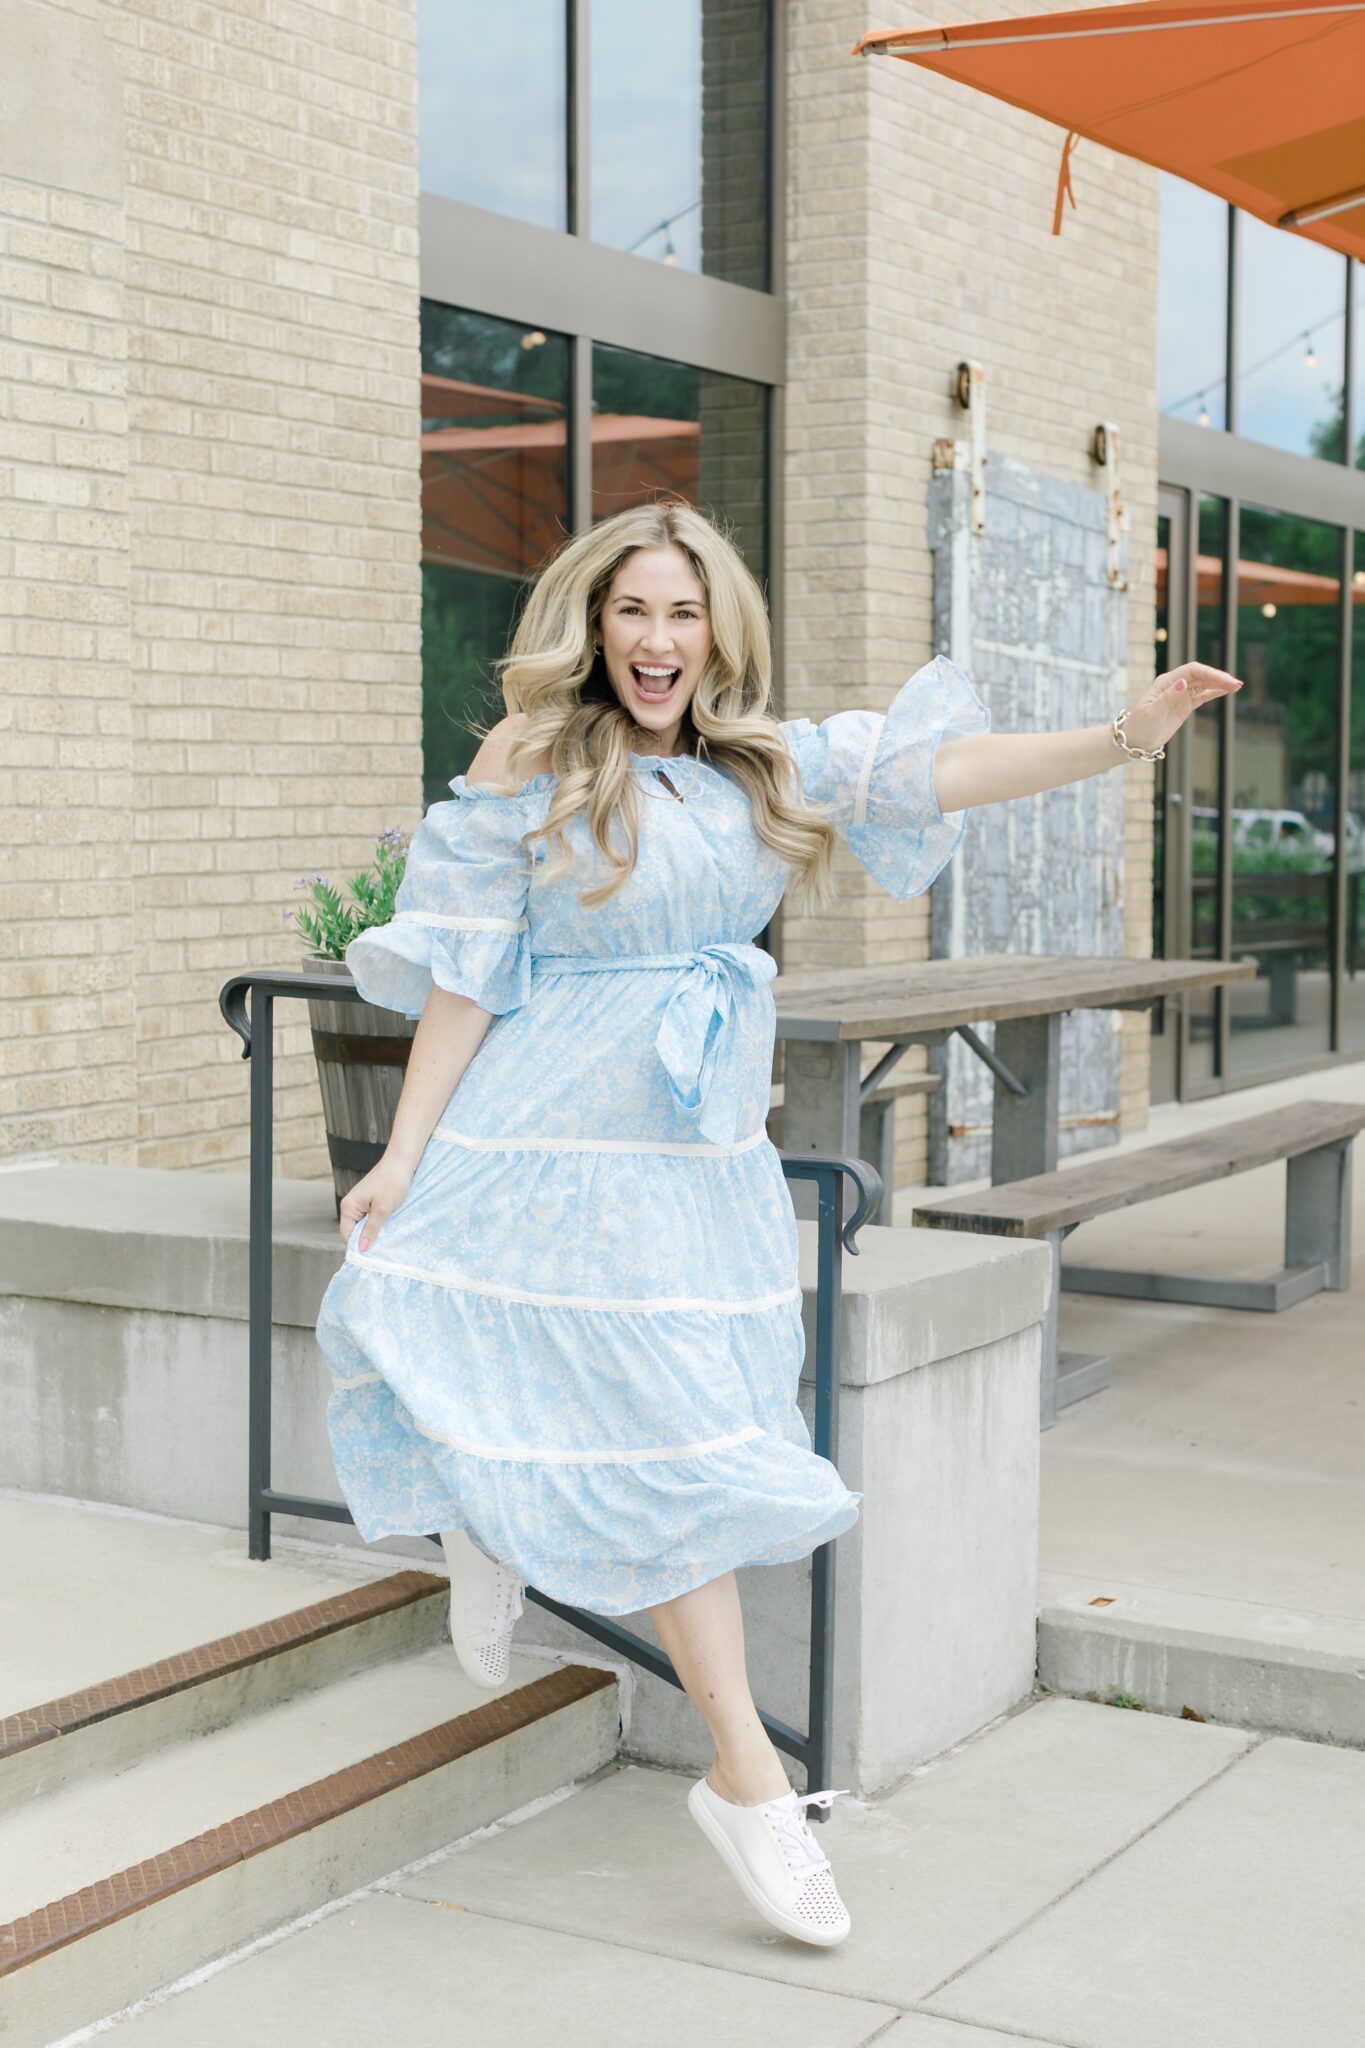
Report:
1,0,421,1177
0,0,136,1163
779,0,1160,1187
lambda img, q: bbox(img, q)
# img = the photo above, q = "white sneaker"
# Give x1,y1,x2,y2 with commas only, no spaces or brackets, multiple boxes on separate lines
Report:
687,1774,853,1946
439,1527,525,1690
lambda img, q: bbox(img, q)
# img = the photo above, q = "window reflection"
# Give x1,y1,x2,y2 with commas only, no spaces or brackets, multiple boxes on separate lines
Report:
1345,541,1365,1051
591,0,770,290
1237,216,1346,461
592,343,767,581
1185,496,1229,1081
421,303,570,808
1158,176,1228,429
1227,506,1342,1072
420,0,568,231
1356,268,1365,471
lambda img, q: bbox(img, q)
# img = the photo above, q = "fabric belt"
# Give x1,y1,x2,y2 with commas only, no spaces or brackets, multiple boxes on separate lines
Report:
531,941,778,1148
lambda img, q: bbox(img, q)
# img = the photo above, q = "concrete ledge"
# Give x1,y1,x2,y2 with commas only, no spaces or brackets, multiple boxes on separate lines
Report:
0,1165,1052,1386
1039,1605,1365,1749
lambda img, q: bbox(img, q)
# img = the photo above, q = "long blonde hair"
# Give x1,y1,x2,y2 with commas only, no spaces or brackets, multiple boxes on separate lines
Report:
472,503,840,912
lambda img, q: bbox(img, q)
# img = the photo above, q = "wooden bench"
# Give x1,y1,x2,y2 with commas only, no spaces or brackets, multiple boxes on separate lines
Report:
912,1099,1364,1428
768,1068,940,1225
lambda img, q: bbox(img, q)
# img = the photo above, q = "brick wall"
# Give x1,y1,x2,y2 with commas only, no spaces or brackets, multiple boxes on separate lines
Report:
0,0,424,1176
0,0,135,1161
780,0,1160,1188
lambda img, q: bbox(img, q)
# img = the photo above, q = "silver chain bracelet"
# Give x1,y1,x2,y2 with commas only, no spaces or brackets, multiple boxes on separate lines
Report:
1111,708,1165,763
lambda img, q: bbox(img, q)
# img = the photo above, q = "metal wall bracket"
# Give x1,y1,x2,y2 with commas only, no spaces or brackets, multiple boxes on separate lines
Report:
1092,419,1130,591
932,358,987,534
960,358,987,534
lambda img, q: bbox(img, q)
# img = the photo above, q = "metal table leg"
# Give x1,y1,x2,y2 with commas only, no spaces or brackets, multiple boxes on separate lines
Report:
780,1039,862,1222
989,1012,1060,1185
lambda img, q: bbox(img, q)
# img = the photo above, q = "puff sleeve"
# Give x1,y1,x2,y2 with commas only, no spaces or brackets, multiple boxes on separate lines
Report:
343,776,535,1020
779,654,990,899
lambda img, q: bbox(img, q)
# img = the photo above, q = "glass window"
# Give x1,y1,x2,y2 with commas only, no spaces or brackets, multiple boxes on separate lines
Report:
1237,215,1347,461
1185,495,1229,1082
420,1,568,232
1345,539,1365,1051
591,0,770,291
1355,263,1365,471
592,343,767,582
421,302,570,808
1227,506,1342,1073
1157,176,1228,429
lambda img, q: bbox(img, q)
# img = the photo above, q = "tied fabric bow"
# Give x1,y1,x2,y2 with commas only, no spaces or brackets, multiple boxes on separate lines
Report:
654,941,778,1148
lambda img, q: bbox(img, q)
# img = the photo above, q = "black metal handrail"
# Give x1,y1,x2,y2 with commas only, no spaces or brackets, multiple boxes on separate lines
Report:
220,969,882,1808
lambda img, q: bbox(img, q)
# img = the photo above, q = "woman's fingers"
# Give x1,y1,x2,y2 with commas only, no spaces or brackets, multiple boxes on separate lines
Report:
358,1204,389,1254
1175,662,1243,703
338,1190,371,1246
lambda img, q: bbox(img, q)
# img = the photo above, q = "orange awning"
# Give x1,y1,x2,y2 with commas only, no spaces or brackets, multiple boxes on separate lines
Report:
1155,545,1365,605
854,1,1365,261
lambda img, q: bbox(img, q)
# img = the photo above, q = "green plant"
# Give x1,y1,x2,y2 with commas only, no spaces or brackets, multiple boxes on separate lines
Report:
1109,1688,1147,1711
286,827,408,962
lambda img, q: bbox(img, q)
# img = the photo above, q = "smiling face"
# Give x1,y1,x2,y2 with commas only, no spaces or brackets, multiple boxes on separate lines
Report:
598,545,712,755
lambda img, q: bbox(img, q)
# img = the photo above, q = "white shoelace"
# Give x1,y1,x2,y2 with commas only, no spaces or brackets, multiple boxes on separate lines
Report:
767,1787,851,1880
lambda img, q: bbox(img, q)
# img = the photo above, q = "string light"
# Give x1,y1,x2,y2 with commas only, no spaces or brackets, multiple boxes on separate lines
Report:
1302,333,1317,369
1261,602,1277,618
1197,395,1211,427
520,330,547,351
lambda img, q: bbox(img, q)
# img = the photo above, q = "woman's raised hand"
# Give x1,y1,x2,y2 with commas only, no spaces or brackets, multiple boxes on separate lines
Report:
1122,662,1243,756
338,1155,416,1252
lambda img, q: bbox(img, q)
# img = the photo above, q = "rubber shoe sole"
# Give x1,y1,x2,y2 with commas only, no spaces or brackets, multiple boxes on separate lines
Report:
686,1777,852,1947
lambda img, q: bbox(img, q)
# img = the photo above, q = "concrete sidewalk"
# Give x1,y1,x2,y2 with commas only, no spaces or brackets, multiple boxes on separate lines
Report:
53,1690,1365,2048
900,1055,1365,1738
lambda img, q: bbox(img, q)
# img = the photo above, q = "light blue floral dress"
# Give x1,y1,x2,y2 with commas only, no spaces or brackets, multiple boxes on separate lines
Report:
315,655,988,1616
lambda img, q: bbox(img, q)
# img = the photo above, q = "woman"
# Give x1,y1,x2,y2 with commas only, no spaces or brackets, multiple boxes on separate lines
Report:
315,502,1239,1949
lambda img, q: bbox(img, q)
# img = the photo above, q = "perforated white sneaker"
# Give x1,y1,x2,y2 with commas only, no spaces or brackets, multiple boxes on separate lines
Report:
439,1527,525,1690
687,1774,853,1946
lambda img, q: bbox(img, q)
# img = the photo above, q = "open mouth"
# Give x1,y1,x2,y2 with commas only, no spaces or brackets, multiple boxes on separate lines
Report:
630,663,681,702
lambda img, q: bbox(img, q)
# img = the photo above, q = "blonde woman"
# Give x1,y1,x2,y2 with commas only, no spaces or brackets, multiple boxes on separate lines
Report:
315,502,1240,1948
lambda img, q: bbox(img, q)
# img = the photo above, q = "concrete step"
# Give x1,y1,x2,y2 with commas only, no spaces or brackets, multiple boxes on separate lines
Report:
1038,1585,1365,1747
0,1567,453,1813
0,1587,620,2048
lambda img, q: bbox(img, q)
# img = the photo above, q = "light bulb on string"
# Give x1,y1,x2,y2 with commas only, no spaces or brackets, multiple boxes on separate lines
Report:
1303,333,1318,369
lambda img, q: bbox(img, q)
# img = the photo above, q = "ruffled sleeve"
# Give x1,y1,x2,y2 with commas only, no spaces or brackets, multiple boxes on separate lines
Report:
779,653,990,899
343,776,536,1019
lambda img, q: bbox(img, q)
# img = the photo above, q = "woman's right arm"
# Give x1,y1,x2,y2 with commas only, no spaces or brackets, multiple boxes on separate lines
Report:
338,712,543,1252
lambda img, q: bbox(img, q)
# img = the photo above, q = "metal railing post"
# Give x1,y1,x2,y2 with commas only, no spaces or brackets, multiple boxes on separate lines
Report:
247,984,274,1561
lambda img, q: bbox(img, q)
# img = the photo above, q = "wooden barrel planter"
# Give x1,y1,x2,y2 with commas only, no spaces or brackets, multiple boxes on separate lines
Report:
303,955,414,1214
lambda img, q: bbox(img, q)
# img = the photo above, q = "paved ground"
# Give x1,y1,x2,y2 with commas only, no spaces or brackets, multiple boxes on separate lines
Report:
903,1056,1365,1678
55,1692,1365,2047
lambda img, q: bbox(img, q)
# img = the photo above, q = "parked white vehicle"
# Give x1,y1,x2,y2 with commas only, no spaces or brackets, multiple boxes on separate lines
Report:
1232,808,1334,860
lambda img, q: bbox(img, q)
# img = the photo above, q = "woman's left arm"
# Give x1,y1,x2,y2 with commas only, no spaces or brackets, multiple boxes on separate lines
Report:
931,663,1243,814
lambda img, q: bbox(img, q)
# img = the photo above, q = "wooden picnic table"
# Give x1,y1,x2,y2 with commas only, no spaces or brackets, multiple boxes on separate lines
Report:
771,954,1258,1198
